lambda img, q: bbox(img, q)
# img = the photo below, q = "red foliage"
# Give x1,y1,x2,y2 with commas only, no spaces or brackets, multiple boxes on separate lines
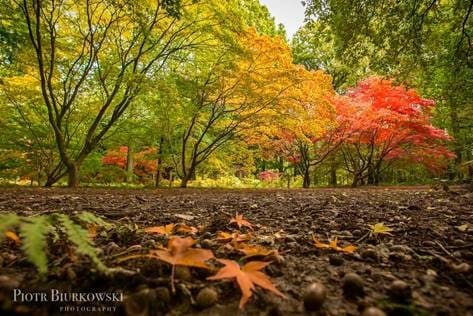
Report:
332,77,453,174
258,170,280,181
102,146,157,178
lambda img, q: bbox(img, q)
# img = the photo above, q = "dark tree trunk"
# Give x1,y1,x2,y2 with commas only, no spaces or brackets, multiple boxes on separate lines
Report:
155,137,164,188
450,106,463,180
67,163,80,188
303,167,311,188
329,164,337,186
126,144,134,183
44,178,55,187
180,175,190,188
352,173,360,187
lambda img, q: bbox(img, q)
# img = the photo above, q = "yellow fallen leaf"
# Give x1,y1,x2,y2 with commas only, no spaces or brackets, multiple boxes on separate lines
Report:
5,231,20,244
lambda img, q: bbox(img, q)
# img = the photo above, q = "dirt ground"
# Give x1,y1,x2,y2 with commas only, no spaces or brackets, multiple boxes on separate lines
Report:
0,186,472,316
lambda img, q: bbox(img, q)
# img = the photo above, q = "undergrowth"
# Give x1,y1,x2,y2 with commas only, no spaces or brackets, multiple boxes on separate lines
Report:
0,211,111,275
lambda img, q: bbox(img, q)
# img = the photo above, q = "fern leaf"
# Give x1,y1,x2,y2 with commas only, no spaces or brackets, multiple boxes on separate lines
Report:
57,214,105,271
19,216,50,275
0,213,20,241
76,212,112,229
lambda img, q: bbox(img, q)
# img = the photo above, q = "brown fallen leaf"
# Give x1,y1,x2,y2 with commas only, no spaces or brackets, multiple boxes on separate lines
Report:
176,223,198,235
143,223,175,236
312,235,357,254
215,231,251,243
208,259,286,309
229,213,253,230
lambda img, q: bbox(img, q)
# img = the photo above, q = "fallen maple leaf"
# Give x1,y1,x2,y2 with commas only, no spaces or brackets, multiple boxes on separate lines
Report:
368,223,393,237
4,231,20,245
229,213,253,230
216,231,251,243
208,259,286,309
118,236,214,292
143,223,175,236
236,243,277,259
312,235,357,254
152,236,214,268
176,224,198,235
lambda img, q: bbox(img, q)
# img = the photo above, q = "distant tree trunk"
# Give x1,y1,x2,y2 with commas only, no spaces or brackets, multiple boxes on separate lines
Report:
277,156,284,172
180,163,196,188
329,162,337,186
44,178,55,187
367,167,375,185
126,144,134,183
450,105,462,180
303,167,311,188
155,137,164,188
169,171,174,188
180,176,189,188
352,173,361,187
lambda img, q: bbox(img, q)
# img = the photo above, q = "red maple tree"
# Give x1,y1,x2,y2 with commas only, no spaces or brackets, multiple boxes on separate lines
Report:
331,77,453,186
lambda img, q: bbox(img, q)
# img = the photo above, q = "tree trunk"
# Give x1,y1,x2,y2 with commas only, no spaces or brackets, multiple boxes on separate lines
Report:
329,164,337,186
126,144,134,183
180,175,190,188
351,174,359,187
155,137,164,188
450,105,462,180
67,163,80,188
303,167,310,188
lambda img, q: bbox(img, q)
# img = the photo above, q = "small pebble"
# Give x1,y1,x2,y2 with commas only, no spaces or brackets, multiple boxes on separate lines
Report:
0,275,20,289
143,239,156,248
453,239,465,246
196,287,218,308
352,229,362,237
342,273,364,298
422,241,436,247
155,287,171,303
388,280,411,302
124,288,155,316
200,239,213,249
175,266,192,280
390,245,413,253
303,282,327,311
361,307,386,316
361,248,378,261
451,262,471,273
66,267,77,281
105,242,120,255
328,254,344,266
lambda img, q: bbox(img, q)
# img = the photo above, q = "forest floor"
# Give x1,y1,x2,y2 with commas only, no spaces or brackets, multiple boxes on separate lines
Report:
0,187,472,316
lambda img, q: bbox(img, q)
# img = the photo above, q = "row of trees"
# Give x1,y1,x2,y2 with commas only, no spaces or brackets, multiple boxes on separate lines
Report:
0,0,460,188
293,0,473,183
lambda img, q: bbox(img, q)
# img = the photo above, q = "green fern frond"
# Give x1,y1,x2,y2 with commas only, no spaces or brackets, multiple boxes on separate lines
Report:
19,216,50,275
0,213,21,241
57,214,105,271
76,212,112,229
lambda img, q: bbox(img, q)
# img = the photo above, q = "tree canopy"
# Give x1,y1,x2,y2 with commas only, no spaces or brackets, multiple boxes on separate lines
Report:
0,0,465,188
